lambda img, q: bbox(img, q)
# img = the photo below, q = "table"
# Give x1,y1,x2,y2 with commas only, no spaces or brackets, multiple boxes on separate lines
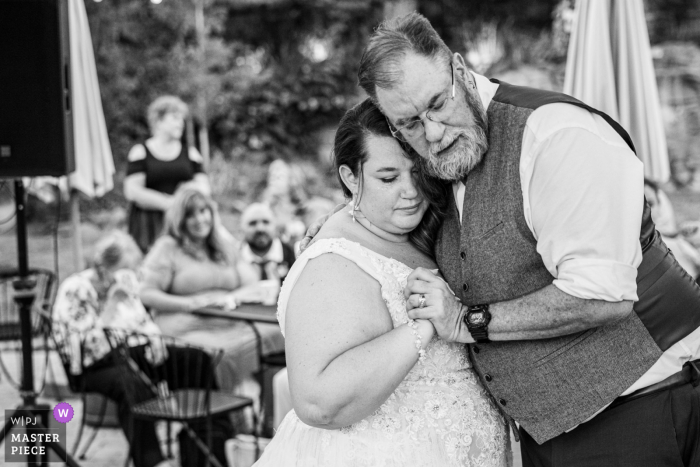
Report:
194,304,280,362
193,304,279,324
194,304,284,436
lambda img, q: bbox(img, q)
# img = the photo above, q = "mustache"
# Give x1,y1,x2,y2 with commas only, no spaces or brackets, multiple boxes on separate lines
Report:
429,129,468,158
423,126,488,181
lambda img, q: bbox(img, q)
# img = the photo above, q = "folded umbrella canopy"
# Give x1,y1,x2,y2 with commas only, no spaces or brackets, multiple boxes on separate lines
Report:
67,0,114,269
564,0,670,183
68,0,114,197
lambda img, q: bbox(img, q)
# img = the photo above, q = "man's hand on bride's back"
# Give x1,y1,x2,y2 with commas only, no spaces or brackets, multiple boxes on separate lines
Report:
298,203,347,254
404,268,475,344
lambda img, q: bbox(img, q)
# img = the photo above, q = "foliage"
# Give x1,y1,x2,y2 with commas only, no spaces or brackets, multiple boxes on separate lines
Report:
85,0,382,187
82,0,617,208
210,1,382,162
646,0,700,45
419,0,568,77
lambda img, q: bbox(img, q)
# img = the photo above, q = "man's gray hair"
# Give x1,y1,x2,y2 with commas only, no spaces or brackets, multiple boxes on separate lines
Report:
358,12,452,102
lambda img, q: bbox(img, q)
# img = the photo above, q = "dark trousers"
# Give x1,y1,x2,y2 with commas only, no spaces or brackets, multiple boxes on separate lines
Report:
81,345,232,467
520,381,700,467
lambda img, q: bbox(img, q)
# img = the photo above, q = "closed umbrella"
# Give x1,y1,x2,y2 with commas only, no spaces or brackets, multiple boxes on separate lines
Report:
67,0,114,270
564,0,670,183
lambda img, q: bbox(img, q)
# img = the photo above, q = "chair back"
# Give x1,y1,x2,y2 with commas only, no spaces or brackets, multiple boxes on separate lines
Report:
103,328,225,420
49,320,86,393
0,268,56,341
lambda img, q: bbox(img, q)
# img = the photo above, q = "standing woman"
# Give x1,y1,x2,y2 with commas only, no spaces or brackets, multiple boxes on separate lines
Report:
124,95,210,252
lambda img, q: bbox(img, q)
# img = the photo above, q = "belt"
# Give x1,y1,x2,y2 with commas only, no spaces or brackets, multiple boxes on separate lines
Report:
608,359,700,410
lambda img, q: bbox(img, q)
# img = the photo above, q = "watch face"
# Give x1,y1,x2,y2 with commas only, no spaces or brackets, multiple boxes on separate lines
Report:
468,312,486,326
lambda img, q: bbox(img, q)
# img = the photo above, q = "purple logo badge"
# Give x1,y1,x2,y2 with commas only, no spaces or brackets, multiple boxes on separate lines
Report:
53,402,73,423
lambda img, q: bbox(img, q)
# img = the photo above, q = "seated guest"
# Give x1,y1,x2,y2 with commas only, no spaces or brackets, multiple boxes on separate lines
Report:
52,231,230,467
645,179,700,279
239,203,296,284
139,187,285,394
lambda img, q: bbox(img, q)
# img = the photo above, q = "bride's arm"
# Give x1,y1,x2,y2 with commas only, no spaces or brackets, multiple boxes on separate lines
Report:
285,253,434,430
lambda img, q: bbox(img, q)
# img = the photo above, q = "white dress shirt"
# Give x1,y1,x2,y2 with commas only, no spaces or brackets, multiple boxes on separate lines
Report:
455,73,700,404
240,238,287,282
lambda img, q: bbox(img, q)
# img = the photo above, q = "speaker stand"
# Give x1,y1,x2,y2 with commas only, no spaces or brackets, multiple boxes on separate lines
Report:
0,179,80,467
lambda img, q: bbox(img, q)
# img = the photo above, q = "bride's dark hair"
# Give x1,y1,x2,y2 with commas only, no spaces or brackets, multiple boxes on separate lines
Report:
333,98,449,257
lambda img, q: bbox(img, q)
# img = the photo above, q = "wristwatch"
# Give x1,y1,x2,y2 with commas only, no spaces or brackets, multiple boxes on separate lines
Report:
463,304,491,343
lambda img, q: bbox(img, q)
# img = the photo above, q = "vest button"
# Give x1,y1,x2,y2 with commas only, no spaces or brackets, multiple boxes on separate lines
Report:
473,346,480,354
460,251,466,260
499,398,507,406
462,283,469,292
484,374,492,382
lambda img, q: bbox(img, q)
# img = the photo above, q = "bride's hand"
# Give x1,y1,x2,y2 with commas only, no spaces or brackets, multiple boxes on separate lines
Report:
404,268,474,344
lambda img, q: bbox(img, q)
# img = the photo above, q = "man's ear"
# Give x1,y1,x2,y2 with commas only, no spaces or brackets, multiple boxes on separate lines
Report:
452,53,473,87
338,165,359,196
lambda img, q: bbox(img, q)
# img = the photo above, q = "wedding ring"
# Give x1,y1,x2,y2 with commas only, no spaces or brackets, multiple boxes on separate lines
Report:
418,294,426,308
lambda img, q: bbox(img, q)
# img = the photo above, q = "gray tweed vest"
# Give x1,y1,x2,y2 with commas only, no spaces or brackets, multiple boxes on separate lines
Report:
435,81,700,444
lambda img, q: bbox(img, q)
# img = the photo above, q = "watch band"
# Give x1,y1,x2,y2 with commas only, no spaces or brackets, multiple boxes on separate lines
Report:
470,324,490,343
463,303,491,344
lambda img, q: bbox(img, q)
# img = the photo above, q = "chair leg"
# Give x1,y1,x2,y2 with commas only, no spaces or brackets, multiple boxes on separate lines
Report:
165,420,172,459
77,394,109,459
181,422,224,467
250,408,260,460
124,416,134,467
71,394,88,457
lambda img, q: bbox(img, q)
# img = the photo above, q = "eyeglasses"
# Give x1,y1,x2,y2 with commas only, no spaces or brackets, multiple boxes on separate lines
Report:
387,63,456,143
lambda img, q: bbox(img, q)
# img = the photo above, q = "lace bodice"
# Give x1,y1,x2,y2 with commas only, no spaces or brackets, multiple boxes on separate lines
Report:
265,238,511,467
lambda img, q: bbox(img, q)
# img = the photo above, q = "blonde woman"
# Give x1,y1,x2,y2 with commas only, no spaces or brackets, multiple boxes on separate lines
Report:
140,187,283,391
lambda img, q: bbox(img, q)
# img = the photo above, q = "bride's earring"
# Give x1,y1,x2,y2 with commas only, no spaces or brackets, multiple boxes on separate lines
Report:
351,198,360,222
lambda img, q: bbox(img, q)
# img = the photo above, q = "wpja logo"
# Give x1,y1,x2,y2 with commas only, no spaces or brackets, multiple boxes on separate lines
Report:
53,402,74,424
3,404,69,463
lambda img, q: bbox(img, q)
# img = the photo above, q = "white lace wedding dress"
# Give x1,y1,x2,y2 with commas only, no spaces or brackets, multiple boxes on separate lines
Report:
254,238,511,467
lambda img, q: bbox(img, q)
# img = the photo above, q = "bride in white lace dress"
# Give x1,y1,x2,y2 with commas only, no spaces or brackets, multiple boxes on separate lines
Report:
254,100,510,467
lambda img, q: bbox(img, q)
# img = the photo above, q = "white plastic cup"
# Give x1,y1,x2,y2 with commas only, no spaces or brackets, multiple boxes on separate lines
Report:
258,279,280,306
225,434,271,467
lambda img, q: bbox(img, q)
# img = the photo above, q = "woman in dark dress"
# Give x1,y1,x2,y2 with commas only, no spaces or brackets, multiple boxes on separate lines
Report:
124,95,210,252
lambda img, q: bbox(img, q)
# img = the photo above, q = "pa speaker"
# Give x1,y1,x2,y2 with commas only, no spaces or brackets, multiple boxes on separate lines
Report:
0,0,74,178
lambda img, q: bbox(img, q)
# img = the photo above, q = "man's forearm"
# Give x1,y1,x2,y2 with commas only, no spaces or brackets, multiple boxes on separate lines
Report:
482,284,634,341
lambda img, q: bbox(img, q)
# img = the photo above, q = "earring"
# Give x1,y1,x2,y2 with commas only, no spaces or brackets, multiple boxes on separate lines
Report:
351,198,360,222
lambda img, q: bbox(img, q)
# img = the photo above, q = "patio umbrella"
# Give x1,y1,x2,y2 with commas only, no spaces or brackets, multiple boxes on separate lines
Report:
67,0,114,270
564,0,670,183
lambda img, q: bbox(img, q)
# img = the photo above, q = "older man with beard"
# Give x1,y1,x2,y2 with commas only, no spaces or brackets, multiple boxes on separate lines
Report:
353,12,700,467
240,202,296,284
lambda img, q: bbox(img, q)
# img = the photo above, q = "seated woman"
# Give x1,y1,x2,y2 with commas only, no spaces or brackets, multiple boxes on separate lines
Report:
52,231,231,467
139,186,285,394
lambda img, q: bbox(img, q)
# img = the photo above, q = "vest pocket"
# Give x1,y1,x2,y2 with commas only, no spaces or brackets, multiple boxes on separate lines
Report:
533,328,598,367
475,221,505,241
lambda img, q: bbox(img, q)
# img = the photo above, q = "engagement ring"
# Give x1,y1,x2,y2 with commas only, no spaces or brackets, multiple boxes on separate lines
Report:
418,294,426,308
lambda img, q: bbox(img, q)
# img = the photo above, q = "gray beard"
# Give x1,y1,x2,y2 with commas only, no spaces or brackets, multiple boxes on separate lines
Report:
424,126,488,181
423,83,489,182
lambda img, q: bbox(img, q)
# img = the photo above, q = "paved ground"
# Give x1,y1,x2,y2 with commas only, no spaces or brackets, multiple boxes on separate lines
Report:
1,346,523,467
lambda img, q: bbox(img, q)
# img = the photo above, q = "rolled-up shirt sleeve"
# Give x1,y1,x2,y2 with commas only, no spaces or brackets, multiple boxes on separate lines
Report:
522,104,644,302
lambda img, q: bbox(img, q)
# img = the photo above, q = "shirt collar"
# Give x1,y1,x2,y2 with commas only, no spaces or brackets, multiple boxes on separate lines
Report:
472,72,499,113
241,238,284,264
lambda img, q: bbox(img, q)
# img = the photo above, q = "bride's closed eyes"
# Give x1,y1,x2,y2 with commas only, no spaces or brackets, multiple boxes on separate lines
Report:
378,168,420,184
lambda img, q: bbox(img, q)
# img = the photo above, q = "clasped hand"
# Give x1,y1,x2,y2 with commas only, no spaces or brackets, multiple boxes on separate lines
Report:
404,268,474,344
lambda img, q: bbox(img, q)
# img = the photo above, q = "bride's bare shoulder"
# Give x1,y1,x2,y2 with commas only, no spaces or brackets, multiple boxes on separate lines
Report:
312,208,364,244
288,242,382,312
